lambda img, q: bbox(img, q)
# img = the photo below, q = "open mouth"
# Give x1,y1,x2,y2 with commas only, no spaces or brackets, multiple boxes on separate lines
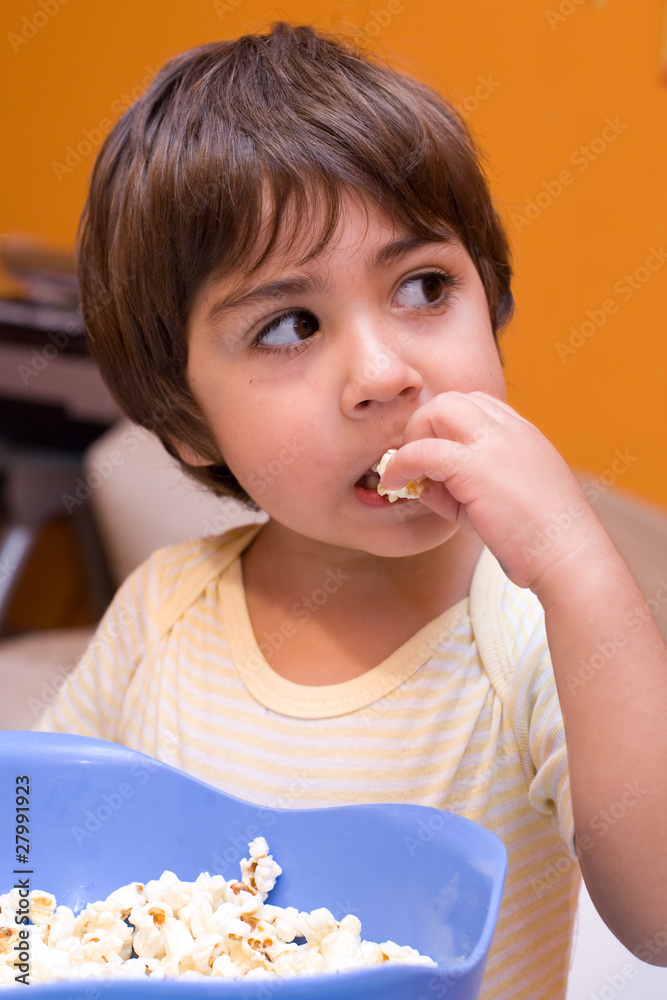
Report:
355,468,381,492
355,448,425,503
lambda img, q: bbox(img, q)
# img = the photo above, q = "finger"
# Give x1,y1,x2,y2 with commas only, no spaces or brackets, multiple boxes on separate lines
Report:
414,479,468,525
468,392,535,428
401,391,513,448
380,437,480,498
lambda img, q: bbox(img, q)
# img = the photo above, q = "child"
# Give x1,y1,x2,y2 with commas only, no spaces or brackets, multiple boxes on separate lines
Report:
38,22,667,999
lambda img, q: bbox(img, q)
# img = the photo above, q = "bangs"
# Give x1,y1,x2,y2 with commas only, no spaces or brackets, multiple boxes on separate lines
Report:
123,27,497,326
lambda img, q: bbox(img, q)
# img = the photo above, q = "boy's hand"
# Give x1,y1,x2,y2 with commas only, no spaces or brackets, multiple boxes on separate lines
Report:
381,391,605,594
384,407,667,955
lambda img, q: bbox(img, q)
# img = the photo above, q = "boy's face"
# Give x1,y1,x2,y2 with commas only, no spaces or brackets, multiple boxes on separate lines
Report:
185,196,506,558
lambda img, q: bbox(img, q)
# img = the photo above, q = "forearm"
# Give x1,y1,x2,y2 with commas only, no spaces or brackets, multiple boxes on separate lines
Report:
380,391,667,956
537,528,667,960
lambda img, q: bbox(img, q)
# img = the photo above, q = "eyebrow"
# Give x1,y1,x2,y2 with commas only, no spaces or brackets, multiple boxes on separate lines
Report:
372,233,458,268
205,276,324,327
204,231,459,327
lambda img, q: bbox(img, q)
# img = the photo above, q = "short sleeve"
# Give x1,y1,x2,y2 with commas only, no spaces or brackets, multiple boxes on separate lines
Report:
34,552,161,741
505,602,575,858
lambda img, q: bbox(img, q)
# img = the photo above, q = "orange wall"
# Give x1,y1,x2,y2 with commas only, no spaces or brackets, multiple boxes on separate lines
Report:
2,0,666,507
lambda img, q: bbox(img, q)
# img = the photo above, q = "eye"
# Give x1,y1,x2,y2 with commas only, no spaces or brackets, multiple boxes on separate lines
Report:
394,271,457,310
255,310,319,348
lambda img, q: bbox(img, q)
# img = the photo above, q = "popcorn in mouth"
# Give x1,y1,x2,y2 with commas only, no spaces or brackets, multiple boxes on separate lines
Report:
371,449,425,503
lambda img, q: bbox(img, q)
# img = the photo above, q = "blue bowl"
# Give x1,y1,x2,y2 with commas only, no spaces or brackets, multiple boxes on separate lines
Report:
0,732,506,999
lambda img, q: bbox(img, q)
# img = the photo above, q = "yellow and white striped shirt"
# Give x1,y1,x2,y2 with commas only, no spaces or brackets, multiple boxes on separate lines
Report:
38,524,579,1000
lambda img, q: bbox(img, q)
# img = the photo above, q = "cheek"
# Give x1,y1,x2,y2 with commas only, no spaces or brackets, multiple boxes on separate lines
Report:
214,394,316,492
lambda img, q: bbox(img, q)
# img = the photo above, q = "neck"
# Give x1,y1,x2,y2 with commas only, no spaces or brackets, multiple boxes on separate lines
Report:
242,520,484,624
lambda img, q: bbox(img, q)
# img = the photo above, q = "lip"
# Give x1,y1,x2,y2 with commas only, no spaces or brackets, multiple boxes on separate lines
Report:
353,447,403,507
354,482,392,507
353,481,413,508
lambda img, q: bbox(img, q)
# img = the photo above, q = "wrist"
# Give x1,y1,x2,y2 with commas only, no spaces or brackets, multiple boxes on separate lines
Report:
528,520,621,611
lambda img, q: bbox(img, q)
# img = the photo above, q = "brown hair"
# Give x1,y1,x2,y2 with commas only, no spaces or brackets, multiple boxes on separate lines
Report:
78,21,513,506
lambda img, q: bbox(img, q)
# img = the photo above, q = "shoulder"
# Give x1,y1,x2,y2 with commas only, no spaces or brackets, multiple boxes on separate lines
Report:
470,547,550,697
137,523,263,636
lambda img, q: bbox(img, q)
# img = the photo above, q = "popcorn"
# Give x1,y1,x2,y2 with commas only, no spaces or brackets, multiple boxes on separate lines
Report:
0,840,435,985
374,448,425,502
0,928,18,960
28,892,56,927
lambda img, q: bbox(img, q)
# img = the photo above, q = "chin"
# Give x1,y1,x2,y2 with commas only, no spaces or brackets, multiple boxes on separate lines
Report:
356,514,460,559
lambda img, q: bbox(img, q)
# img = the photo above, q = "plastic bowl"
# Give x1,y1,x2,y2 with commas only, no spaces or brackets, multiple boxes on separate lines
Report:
0,732,506,999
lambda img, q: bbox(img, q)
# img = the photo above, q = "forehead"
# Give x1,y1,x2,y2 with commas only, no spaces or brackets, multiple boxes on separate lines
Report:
194,192,461,315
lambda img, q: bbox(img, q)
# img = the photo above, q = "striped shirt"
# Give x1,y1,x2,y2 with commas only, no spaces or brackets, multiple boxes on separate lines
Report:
38,524,579,999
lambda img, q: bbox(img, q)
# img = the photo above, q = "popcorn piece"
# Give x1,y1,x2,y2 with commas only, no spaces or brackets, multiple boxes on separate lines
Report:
161,915,197,975
41,904,76,947
210,952,239,979
374,448,425,502
29,891,56,927
378,939,437,965
99,881,145,918
0,839,435,984
0,925,19,962
320,913,363,960
239,837,282,898
0,890,20,926
297,906,338,945
80,910,133,964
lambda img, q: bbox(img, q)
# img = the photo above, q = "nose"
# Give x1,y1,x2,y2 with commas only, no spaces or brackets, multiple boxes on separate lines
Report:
340,326,424,416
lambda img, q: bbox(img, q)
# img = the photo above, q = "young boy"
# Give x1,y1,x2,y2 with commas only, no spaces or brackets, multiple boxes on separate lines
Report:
38,22,667,999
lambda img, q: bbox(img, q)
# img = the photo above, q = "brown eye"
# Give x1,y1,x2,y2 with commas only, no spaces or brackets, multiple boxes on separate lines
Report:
258,310,319,347
421,274,445,303
395,272,452,309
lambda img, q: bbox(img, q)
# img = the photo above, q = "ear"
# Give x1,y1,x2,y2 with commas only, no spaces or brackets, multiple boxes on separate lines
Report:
169,438,211,467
